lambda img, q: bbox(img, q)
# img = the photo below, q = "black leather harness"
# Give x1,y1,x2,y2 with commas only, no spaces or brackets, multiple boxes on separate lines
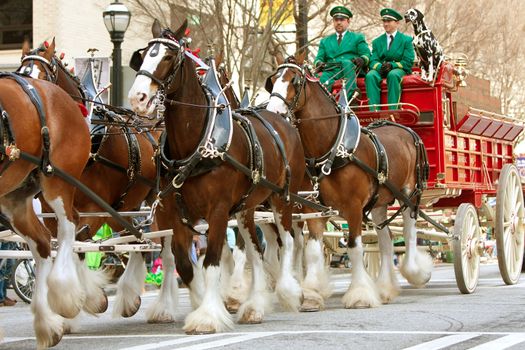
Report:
0,72,53,176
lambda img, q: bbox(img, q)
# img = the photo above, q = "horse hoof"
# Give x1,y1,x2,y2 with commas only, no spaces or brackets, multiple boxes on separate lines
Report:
147,313,175,324
225,298,241,314
122,296,141,318
49,331,64,348
98,291,109,313
300,298,322,312
238,310,263,324
185,327,217,335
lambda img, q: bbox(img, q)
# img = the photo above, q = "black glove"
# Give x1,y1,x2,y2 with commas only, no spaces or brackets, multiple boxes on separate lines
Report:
351,57,365,71
379,62,393,78
314,61,326,73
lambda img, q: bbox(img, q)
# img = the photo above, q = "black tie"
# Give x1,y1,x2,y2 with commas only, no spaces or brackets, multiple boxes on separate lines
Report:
388,34,394,50
337,33,342,45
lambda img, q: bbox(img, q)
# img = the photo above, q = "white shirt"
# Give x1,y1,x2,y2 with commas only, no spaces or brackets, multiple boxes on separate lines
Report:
336,31,347,41
387,31,398,49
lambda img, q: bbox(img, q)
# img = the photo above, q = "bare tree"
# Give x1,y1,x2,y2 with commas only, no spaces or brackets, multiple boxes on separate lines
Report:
127,0,524,117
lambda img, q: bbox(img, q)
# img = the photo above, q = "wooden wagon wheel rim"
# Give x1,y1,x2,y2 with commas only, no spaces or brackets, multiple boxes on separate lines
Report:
453,203,481,294
495,164,525,285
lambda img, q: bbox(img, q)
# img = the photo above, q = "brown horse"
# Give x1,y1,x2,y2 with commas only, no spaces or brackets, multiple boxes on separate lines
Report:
128,20,305,333
266,52,432,308
0,73,90,347
18,40,167,321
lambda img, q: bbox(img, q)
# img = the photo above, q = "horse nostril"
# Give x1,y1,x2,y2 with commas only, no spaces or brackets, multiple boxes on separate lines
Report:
138,93,147,103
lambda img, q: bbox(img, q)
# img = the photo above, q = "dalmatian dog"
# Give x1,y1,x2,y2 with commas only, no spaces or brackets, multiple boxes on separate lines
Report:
404,8,444,82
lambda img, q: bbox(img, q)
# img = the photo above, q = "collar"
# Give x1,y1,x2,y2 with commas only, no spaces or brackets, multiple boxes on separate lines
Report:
386,30,398,38
336,30,347,39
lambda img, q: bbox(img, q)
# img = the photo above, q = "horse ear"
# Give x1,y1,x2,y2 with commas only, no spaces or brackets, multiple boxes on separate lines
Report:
417,9,424,18
152,19,162,38
295,50,307,65
275,51,285,65
47,37,56,57
21,39,31,57
173,19,188,40
215,50,224,66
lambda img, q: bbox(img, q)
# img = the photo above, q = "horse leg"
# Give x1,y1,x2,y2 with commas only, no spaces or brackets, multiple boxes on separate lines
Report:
370,207,400,303
42,177,86,319
235,210,271,324
183,209,233,334
259,223,280,285
292,222,304,281
0,198,64,348
76,257,110,314
342,211,381,308
300,218,332,312
147,234,178,323
113,252,146,318
399,207,432,287
224,243,248,314
271,204,303,311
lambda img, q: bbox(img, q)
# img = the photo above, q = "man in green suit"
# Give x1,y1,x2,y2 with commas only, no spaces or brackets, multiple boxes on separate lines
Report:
365,8,415,111
314,6,371,99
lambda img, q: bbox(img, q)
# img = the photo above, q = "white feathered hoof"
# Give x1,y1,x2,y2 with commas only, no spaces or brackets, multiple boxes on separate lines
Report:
225,297,241,314
183,304,234,335
34,314,63,350
300,298,323,312
300,292,324,312
275,276,303,311
342,286,381,309
238,307,263,324
400,252,433,287
83,288,108,315
47,286,84,319
376,281,400,304
122,296,141,318
147,310,175,324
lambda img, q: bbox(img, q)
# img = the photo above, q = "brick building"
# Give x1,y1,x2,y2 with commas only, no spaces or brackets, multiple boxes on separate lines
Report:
453,75,502,117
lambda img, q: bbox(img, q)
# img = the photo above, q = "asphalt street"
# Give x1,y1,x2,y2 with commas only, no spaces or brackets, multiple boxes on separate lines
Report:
1,262,525,350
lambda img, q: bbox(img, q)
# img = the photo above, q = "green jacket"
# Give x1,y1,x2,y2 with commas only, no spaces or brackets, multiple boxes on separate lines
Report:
369,32,415,74
314,31,371,69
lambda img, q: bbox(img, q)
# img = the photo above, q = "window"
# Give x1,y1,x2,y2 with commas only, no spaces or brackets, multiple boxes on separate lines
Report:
0,0,32,50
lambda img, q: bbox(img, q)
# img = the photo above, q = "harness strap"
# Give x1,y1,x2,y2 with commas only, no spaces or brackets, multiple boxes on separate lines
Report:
0,145,143,238
247,109,292,202
0,72,53,175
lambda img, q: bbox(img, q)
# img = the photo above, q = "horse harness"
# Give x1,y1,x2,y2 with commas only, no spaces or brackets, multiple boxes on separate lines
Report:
20,51,157,210
154,56,295,228
270,61,430,228
0,72,53,177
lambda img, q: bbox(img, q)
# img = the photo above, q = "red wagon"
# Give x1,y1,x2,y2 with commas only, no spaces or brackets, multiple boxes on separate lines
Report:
352,63,525,293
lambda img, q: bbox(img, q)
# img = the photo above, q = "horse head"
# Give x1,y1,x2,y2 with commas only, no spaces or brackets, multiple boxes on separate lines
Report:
404,8,424,28
265,51,308,115
19,38,57,81
128,19,188,115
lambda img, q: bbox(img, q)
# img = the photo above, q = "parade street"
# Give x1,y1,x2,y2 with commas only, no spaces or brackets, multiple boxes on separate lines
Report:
1,262,524,350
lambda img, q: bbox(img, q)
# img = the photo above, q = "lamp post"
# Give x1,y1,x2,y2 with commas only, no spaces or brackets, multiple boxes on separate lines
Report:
103,1,131,106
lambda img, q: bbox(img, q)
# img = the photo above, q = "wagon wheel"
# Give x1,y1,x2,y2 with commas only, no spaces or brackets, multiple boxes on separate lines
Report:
495,164,525,284
453,203,482,294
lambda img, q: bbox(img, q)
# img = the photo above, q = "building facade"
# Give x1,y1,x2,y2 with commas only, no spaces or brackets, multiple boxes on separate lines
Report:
0,0,151,107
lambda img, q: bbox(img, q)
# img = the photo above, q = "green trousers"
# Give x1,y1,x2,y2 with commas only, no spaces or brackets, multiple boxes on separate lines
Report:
365,68,406,111
320,60,357,98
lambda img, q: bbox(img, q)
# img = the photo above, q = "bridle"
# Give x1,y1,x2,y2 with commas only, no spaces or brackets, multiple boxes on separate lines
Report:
19,50,58,83
135,37,185,91
269,62,308,123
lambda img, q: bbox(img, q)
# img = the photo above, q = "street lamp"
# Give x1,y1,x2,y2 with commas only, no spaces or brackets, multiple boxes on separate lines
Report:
103,1,131,106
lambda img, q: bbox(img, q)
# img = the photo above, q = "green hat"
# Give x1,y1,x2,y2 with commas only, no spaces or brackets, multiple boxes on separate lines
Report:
330,6,353,19
380,8,402,21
